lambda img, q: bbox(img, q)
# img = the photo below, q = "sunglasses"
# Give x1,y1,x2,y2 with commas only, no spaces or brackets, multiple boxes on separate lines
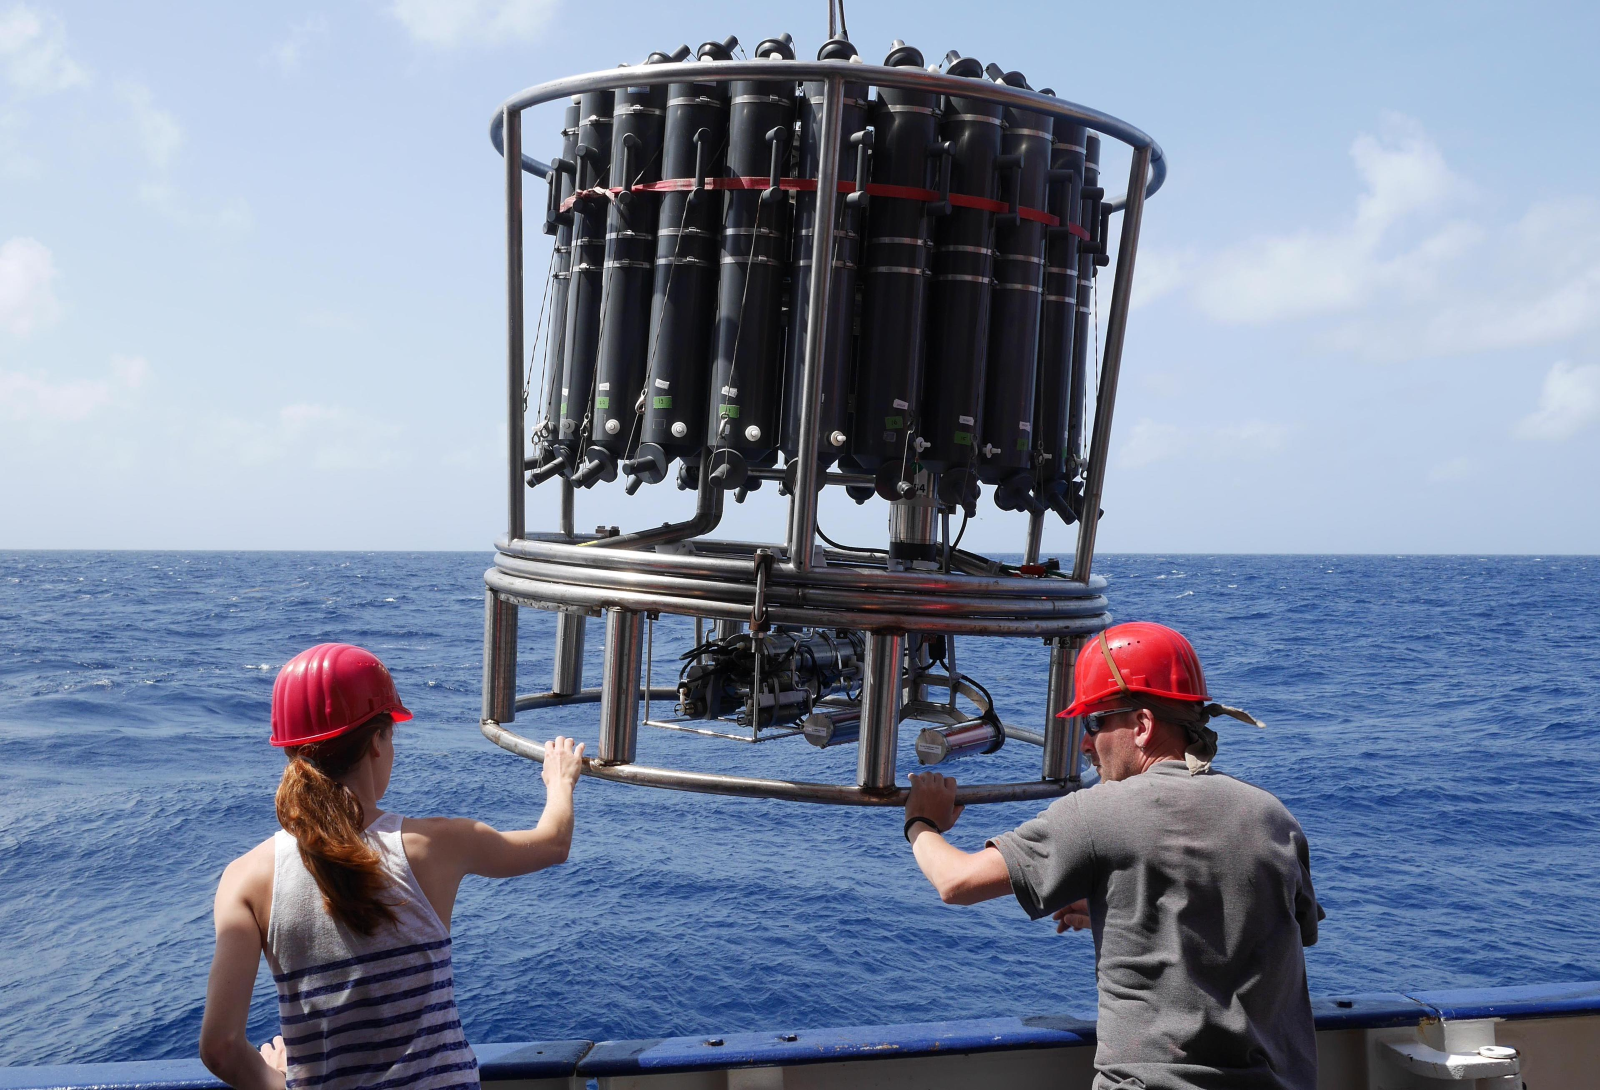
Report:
1083,707,1138,736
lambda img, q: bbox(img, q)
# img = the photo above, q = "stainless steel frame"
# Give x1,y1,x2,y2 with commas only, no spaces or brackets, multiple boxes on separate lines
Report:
481,59,1162,805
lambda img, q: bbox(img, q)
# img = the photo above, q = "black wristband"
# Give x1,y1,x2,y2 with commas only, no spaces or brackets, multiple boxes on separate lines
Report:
904,815,941,842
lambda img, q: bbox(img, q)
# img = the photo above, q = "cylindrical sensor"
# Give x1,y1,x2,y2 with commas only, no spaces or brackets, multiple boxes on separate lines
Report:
922,54,1002,510
625,37,738,489
849,42,940,473
779,38,868,468
1033,107,1087,521
554,89,615,471
804,705,862,748
977,69,1051,510
704,34,796,491
574,47,687,487
531,98,581,475
1067,133,1103,500
914,718,1004,765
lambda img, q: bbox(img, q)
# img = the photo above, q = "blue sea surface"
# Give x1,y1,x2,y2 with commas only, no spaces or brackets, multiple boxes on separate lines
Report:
1,552,1598,1066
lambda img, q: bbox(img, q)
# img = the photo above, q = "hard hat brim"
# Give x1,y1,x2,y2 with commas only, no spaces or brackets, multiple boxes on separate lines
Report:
270,702,413,747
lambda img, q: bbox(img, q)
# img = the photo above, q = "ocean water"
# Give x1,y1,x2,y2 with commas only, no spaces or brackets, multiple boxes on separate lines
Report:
1,551,1598,1067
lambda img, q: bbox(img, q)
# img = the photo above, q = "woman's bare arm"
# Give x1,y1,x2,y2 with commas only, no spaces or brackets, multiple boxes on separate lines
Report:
403,737,585,926
199,846,285,1090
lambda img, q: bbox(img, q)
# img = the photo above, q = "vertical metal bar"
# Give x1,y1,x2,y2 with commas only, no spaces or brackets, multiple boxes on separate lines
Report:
597,608,644,764
1071,145,1151,584
786,72,845,572
505,106,527,543
1042,635,1082,781
857,631,904,789
482,589,518,723
714,618,745,641
559,478,575,537
551,611,586,696
1023,511,1045,566
945,634,958,710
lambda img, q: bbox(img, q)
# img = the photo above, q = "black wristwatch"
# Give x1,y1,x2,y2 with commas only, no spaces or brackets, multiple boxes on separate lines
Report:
904,815,941,842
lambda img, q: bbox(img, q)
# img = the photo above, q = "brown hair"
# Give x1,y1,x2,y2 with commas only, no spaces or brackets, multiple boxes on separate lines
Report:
275,714,399,935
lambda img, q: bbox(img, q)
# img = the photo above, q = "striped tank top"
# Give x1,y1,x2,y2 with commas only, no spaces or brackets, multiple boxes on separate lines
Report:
265,812,479,1090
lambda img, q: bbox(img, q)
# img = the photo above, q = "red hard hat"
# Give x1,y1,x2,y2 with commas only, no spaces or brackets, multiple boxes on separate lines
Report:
1061,622,1209,718
270,643,413,747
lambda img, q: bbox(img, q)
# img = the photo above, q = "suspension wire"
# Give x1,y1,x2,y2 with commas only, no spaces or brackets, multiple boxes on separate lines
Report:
1087,263,1101,468
716,166,770,457
837,0,850,41
577,156,616,454
524,245,557,415
827,0,836,40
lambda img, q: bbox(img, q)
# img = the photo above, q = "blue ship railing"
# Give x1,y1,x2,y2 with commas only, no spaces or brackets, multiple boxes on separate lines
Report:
5,982,1597,1089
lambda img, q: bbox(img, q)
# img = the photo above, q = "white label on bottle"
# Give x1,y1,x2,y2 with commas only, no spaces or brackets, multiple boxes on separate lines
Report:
958,415,974,425
655,379,671,389
893,398,909,410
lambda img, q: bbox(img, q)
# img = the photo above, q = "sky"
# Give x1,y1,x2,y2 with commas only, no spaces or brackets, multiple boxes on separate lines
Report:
1,1,1597,553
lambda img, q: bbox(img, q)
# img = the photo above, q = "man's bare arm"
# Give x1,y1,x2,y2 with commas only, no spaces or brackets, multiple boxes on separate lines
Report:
904,773,1014,905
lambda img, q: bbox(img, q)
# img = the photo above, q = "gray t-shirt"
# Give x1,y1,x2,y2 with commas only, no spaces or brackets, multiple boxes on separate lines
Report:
989,760,1323,1090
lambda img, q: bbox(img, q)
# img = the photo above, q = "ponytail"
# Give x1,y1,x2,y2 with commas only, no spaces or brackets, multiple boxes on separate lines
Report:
275,715,400,935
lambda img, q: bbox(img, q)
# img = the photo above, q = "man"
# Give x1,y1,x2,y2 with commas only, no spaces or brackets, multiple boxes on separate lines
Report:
904,621,1323,1090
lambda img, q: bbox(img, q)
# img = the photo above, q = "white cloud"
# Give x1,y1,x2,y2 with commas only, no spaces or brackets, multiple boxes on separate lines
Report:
0,4,88,95
203,402,404,471
113,83,251,240
139,181,253,241
266,15,330,74
1513,361,1600,442
390,0,556,46
0,353,149,422
1426,456,1475,484
1130,248,1190,310
119,82,182,169
1183,114,1600,360
0,236,59,335
1194,114,1470,325
1116,417,1288,470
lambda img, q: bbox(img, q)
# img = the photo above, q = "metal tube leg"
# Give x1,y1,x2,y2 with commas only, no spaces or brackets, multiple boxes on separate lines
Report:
713,619,745,641
786,73,845,572
552,610,587,696
482,589,518,723
1072,145,1152,583
504,106,526,544
597,608,644,764
858,632,904,789
1024,510,1045,567
1042,635,1081,781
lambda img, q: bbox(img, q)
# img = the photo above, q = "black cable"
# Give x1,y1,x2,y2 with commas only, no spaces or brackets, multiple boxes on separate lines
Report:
950,509,970,552
816,523,886,556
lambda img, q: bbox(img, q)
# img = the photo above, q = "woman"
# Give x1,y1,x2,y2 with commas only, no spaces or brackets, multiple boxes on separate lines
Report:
199,643,584,1090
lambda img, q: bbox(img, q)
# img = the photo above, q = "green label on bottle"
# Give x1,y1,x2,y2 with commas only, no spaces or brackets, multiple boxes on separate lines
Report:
653,396,672,409
595,396,610,410
954,430,973,446
1016,437,1031,452
884,415,904,429
719,404,740,418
